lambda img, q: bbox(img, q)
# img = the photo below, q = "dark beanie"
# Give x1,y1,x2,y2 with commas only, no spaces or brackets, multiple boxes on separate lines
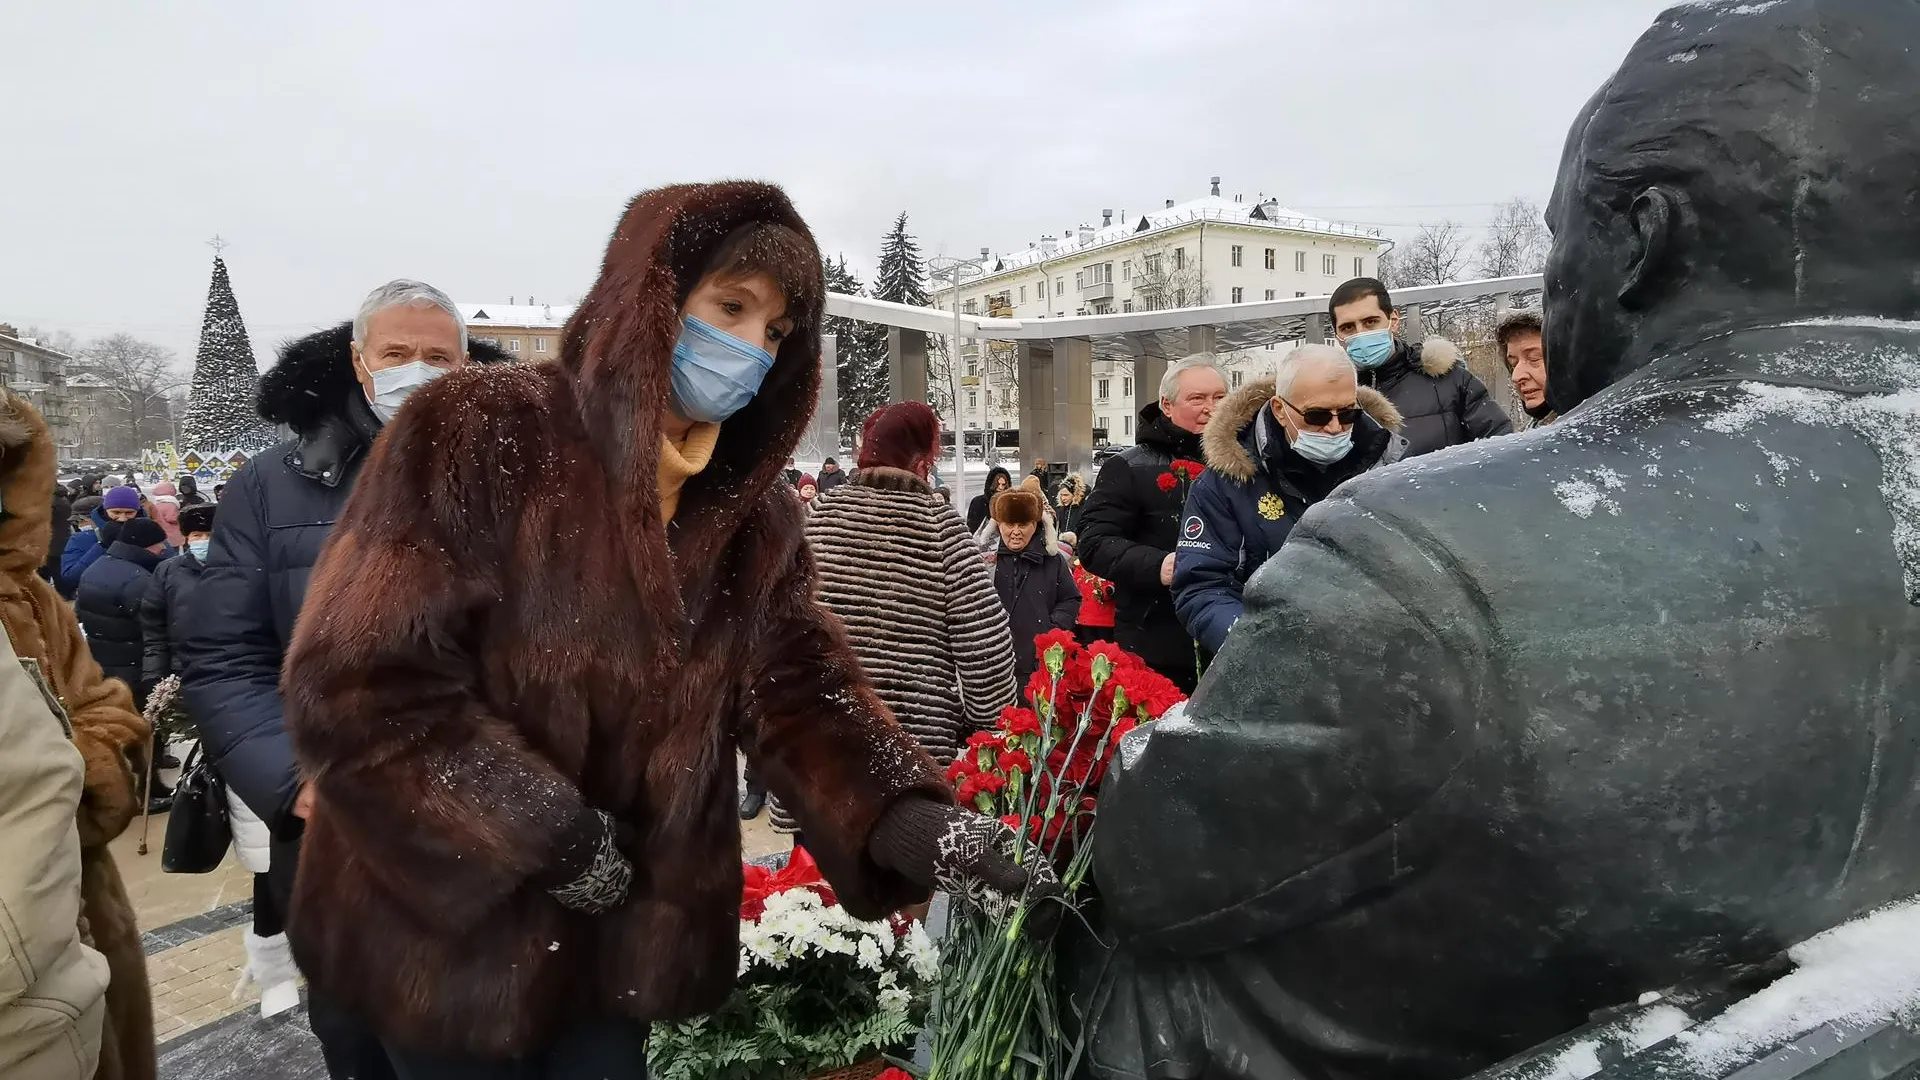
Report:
103,485,141,511
179,504,217,535
118,518,167,549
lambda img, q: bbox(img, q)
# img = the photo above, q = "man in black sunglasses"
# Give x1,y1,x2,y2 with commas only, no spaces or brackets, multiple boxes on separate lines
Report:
1171,344,1406,654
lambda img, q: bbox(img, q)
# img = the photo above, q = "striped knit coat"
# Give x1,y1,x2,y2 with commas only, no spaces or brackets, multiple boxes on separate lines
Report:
773,466,1019,832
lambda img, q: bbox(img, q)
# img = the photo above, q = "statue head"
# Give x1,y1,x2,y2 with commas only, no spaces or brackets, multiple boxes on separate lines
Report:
1544,0,1920,412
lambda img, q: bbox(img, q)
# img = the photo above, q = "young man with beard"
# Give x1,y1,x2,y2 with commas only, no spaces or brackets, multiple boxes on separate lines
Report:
281,182,1052,1079
180,280,509,1080
1076,353,1228,692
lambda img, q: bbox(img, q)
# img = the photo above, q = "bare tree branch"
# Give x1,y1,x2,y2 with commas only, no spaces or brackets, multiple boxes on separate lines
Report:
1387,221,1472,287
1475,197,1550,278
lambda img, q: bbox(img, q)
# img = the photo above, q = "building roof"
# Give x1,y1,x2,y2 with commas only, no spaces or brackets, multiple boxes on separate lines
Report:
975,194,1383,282
459,303,574,329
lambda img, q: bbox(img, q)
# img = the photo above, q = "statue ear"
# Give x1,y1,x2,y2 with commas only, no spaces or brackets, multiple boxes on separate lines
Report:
1618,185,1692,309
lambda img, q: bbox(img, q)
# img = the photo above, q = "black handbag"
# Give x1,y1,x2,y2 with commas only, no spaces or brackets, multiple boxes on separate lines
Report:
161,743,232,874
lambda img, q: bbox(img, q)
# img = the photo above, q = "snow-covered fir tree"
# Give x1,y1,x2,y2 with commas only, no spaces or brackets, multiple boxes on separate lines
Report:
181,255,274,453
823,254,890,444
873,212,931,307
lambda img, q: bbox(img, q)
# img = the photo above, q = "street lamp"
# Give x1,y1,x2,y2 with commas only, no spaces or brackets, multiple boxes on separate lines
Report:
927,249,992,505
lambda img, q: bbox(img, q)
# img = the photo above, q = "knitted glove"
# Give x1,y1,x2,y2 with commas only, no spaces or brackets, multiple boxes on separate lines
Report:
869,797,1061,927
533,808,633,914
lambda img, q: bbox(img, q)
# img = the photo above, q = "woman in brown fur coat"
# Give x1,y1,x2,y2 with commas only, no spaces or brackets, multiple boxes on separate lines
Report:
0,391,154,1080
282,182,1052,1079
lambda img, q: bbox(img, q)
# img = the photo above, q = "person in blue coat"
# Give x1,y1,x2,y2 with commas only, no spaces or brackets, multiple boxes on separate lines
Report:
59,487,143,598
74,516,168,704
1173,344,1407,654
177,281,507,1080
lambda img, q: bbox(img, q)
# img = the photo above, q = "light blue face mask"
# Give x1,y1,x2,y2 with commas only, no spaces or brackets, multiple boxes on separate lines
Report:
1343,328,1396,369
670,315,777,423
188,539,211,560
1292,429,1354,465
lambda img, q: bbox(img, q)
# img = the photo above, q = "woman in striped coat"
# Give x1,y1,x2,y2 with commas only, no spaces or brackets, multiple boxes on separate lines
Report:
772,403,1018,836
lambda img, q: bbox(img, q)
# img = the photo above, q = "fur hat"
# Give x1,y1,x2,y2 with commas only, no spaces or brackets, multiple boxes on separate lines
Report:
1495,307,1545,359
179,504,217,535
72,495,103,518
103,485,141,511
118,518,166,549
992,489,1044,526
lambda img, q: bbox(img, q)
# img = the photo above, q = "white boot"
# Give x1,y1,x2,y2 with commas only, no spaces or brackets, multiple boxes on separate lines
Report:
234,931,302,1018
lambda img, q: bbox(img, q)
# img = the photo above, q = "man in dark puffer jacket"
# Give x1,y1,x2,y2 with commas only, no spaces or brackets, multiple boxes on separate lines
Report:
178,281,507,1080
75,517,168,702
1330,277,1512,457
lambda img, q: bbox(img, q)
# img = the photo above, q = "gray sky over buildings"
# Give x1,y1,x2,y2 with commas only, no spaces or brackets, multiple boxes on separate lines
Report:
2,0,1675,370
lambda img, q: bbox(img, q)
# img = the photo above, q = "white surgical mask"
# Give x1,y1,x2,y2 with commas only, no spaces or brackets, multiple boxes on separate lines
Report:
364,359,447,423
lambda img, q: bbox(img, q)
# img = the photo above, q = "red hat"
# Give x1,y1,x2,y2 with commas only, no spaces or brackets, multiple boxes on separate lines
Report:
857,402,939,471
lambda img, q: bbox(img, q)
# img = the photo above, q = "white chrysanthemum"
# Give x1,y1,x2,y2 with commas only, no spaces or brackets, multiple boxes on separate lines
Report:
857,936,884,971
877,984,914,1016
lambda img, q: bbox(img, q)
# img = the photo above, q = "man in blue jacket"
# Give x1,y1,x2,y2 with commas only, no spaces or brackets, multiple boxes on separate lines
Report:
178,280,504,1080
1174,345,1406,653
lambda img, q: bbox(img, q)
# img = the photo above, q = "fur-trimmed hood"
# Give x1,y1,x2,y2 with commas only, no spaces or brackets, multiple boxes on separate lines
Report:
1410,335,1462,378
257,322,513,436
1202,378,1404,484
0,390,56,579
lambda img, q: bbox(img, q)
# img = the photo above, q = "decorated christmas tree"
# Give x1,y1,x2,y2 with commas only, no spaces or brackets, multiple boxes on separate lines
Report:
180,246,274,453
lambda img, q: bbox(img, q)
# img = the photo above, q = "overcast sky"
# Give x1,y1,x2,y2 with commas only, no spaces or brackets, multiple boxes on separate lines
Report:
3,0,1675,370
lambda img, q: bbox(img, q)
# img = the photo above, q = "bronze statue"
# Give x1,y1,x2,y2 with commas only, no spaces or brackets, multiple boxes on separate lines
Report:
1079,2,1920,1077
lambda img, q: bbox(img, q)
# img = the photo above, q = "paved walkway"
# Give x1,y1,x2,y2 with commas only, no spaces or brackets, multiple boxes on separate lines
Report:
126,791,792,1077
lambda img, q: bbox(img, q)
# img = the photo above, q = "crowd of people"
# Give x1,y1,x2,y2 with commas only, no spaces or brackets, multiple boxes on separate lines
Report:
0,178,1546,1080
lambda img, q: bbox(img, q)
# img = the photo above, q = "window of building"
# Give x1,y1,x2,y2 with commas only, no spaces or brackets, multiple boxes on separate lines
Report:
1264,289,1276,300
1039,279,1046,299
1144,253,1162,277
1294,251,1306,272
1174,287,1187,307
1354,256,1365,277
1075,271,1085,290
508,338,522,353
1000,389,1011,408
963,298,978,314
1124,415,1132,435
1122,376,1132,396
1122,299,1134,312
1230,245,1243,267
1020,285,1027,303
535,336,548,353
1231,287,1244,303
1122,261,1131,281
1323,254,1338,275
1097,378,1110,399
1097,416,1109,434
1265,248,1276,270
1232,369,1244,388
1174,248,1186,271
968,421,979,430
968,390,978,410
1056,277,1065,296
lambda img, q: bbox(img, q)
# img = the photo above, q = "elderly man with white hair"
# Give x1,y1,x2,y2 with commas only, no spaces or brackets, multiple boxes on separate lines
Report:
1077,353,1229,692
180,280,509,1080
1173,344,1407,654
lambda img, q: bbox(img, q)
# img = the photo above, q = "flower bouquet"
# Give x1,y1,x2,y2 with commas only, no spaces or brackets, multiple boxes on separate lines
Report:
927,631,1187,1080
648,847,942,1080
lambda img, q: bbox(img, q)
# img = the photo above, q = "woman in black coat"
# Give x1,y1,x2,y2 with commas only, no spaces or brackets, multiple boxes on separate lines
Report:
987,487,1080,682
966,465,1014,533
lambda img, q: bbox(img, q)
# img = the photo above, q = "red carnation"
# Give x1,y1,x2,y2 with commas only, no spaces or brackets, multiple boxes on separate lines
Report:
1000,708,1042,738
1156,472,1179,492
1171,458,1205,480
997,749,1033,774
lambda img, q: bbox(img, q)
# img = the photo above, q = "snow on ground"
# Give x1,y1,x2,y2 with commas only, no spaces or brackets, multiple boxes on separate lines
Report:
1677,898,1920,1070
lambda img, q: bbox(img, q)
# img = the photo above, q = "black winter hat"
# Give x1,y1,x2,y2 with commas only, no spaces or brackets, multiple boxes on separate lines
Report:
118,518,167,549
179,504,217,535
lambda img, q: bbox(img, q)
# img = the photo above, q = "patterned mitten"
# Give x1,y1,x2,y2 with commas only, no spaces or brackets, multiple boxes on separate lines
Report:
869,797,1061,924
534,808,633,914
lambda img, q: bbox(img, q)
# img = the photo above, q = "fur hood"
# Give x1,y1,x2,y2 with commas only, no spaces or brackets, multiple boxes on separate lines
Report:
0,391,56,579
257,322,513,436
1412,335,1463,378
1202,378,1404,484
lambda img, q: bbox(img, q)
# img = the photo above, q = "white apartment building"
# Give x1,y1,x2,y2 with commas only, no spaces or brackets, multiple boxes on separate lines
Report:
932,179,1388,446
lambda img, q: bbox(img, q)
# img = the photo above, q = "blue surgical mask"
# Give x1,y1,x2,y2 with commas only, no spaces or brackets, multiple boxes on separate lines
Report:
1292,429,1354,465
1344,329,1396,369
365,359,448,423
188,539,211,560
670,315,776,423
